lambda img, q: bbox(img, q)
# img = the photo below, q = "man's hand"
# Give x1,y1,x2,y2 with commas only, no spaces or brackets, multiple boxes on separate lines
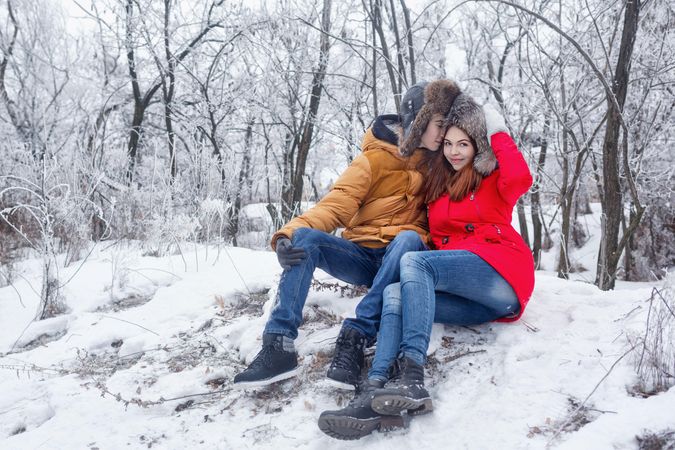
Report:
275,237,307,270
483,103,509,137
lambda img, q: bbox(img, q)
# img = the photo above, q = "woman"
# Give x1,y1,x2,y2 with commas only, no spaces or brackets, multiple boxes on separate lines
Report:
318,93,534,440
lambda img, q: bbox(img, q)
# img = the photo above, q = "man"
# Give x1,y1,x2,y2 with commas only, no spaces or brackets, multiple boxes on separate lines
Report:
234,80,461,389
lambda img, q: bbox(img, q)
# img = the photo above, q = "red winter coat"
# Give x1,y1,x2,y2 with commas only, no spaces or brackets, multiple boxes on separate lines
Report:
427,132,534,321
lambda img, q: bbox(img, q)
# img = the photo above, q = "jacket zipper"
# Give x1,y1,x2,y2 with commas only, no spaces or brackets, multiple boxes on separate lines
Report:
470,190,483,222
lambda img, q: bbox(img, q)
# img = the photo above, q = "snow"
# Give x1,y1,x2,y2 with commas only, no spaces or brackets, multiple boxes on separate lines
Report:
1,207,673,449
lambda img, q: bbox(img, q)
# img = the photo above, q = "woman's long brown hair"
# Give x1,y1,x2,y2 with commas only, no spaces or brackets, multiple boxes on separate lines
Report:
418,137,483,204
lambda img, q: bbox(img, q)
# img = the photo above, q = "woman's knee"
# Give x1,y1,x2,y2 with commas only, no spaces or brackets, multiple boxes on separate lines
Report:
400,251,430,275
487,278,520,316
382,283,402,315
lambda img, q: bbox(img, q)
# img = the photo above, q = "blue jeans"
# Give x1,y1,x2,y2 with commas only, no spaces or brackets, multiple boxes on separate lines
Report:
264,228,427,341
368,250,519,380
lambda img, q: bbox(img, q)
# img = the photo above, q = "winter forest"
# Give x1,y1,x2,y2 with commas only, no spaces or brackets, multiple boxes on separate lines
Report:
1,0,674,448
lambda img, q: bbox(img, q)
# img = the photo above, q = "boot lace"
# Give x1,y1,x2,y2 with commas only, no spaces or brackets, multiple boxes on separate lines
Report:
348,381,377,407
246,344,274,371
330,334,364,371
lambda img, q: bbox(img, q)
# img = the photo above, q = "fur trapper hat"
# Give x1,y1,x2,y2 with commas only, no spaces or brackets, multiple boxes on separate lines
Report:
444,94,497,176
399,79,461,156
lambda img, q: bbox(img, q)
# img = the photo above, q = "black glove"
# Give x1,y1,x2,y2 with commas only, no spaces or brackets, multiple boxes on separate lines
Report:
275,237,307,270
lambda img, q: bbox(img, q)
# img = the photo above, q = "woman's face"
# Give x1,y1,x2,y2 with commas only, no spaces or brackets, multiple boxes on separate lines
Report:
443,126,475,171
419,113,446,151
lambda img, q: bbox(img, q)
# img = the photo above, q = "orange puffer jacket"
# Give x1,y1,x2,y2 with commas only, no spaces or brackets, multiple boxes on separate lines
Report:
272,115,429,249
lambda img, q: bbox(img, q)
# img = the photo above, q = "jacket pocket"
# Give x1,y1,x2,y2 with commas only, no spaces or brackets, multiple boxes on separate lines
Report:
480,224,502,243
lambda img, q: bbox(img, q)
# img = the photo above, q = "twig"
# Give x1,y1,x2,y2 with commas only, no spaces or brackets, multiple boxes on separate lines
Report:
222,247,251,295
220,397,238,413
613,305,642,322
586,407,617,415
170,235,188,272
309,305,338,325
546,344,637,446
0,270,24,307
99,315,160,336
93,374,231,410
521,319,540,332
653,287,675,319
444,349,487,363
7,270,41,298
122,266,181,285
461,325,482,335
638,290,656,373
0,362,65,376
159,388,231,403
9,319,36,353
59,241,101,288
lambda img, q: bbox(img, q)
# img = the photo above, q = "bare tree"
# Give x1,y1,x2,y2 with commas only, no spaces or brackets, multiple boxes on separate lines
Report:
466,0,663,289
276,0,333,221
122,0,224,184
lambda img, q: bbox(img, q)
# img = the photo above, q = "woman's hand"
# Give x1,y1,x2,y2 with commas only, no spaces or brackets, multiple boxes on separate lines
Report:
483,104,509,137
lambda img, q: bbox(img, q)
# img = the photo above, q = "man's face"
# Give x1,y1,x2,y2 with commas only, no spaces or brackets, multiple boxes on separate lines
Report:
419,113,446,151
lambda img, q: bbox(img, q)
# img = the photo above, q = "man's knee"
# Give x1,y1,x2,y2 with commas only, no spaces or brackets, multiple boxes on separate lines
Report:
390,230,424,250
384,231,425,261
291,227,329,248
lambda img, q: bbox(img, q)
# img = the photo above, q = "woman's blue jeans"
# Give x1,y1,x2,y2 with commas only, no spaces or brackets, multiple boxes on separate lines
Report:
368,250,520,381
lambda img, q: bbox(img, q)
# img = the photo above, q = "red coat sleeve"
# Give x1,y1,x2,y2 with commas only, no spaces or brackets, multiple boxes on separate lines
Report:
490,132,533,205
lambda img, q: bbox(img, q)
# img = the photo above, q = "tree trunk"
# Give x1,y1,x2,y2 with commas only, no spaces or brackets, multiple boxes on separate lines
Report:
622,208,634,280
386,0,406,93
229,120,254,246
530,117,549,268
399,0,415,84
516,197,530,248
557,192,572,278
163,0,177,183
556,66,571,279
370,0,379,116
125,103,145,183
368,0,401,111
124,0,145,184
0,1,46,161
596,0,641,290
280,0,332,222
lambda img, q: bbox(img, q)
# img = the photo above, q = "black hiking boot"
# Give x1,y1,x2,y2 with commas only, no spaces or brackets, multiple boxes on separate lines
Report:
326,327,367,390
233,334,299,388
318,379,409,440
370,356,433,416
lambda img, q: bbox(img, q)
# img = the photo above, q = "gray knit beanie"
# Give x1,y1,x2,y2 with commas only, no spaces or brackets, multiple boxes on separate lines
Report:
400,82,428,140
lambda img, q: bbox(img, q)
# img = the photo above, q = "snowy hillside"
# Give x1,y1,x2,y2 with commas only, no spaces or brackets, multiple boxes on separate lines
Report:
0,208,673,449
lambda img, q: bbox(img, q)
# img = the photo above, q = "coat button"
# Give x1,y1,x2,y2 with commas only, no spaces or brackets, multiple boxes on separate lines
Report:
465,223,475,233
442,237,449,244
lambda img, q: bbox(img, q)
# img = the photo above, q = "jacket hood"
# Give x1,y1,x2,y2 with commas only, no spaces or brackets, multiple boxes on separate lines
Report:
371,114,400,146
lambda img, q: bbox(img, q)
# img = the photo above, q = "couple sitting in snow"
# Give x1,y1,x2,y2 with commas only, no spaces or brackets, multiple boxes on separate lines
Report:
233,79,535,440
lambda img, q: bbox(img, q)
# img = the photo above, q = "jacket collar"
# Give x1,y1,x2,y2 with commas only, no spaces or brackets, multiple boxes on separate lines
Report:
372,114,400,146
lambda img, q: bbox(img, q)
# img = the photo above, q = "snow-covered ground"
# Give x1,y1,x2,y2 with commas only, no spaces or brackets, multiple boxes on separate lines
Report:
0,206,673,449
